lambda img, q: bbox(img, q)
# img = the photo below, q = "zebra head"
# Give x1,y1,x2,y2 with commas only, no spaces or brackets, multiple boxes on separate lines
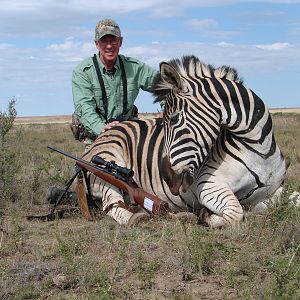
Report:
153,56,238,195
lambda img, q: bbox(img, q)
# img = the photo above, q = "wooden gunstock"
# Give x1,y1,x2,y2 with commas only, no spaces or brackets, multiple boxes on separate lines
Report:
75,160,169,216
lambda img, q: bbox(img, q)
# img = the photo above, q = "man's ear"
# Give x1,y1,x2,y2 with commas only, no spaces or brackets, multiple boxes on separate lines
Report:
159,62,183,93
119,37,123,47
95,40,100,51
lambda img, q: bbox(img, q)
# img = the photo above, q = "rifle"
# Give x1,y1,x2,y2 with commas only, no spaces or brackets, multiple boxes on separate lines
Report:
38,146,169,221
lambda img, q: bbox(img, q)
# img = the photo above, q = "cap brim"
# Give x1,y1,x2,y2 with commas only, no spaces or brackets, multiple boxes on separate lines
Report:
98,29,121,39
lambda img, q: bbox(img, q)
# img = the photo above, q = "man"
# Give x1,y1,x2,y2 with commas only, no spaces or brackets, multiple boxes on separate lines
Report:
71,19,160,146
47,19,161,224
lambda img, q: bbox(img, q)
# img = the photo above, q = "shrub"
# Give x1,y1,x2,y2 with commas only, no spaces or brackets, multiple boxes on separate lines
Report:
0,98,19,212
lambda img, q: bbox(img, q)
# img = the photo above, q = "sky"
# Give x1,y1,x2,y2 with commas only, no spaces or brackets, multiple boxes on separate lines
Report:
0,0,299,116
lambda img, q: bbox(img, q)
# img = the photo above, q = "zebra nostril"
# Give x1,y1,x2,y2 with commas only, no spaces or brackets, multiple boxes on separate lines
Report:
165,179,173,188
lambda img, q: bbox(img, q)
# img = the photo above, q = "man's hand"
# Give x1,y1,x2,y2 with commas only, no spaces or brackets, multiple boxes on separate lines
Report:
101,120,120,133
155,112,164,119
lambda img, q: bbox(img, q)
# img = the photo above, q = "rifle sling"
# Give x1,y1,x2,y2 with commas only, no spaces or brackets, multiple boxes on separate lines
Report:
76,170,93,221
82,168,98,209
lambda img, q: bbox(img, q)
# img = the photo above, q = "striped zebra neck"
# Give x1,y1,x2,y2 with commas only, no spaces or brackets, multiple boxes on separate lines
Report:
217,83,272,142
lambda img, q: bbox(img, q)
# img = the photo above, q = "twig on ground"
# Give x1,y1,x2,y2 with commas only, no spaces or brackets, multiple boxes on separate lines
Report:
0,228,4,249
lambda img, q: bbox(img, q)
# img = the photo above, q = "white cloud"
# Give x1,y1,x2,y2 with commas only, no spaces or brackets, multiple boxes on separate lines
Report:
256,42,291,50
1,39,299,115
185,18,240,39
208,30,241,38
187,18,218,30
0,1,299,40
121,41,300,73
0,43,14,50
245,0,300,2
47,37,81,51
217,42,235,47
122,46,161,60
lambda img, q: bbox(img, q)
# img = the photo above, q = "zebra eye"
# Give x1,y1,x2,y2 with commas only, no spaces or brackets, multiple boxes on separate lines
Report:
188,167,194,176
169,113,180,125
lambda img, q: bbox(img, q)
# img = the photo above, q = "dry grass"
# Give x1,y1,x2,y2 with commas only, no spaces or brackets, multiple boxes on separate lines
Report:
14,113,158,125
14,115,72,125
0,113,299,299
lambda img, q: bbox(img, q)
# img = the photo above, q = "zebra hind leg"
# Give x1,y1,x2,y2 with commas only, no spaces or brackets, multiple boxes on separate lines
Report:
90,175,150,226
250,186,284,214
106,205,150,226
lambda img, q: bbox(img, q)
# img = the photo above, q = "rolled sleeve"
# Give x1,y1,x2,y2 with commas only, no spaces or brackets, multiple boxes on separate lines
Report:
139,63,159,92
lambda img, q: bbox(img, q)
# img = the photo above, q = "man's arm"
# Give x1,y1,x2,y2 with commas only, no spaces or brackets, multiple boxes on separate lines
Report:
138,62,159,93
72,68,105,135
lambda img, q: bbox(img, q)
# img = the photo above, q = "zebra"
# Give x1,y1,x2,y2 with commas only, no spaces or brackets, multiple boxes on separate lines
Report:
153,55,287,228
82,118,201,226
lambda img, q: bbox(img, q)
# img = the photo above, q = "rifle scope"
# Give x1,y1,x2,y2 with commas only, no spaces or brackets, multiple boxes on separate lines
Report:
91,155,134,179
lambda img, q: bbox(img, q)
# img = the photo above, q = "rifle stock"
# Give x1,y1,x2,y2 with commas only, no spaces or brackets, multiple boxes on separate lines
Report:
48,146,169,216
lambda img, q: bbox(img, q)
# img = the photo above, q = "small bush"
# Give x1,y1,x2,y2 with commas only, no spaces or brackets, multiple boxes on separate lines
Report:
0,97,17,147
0,98,19,212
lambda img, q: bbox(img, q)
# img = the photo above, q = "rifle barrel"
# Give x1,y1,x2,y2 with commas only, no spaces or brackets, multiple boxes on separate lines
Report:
48,146,88,165
48,146,133,181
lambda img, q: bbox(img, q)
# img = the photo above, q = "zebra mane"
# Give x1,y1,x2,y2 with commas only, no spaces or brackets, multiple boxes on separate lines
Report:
153,55,243,103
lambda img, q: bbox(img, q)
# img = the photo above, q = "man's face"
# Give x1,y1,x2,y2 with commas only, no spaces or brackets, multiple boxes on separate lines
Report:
95,35,122,65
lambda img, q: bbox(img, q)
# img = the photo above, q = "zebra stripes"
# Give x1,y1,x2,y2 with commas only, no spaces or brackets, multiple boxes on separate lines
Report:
153,55,286,227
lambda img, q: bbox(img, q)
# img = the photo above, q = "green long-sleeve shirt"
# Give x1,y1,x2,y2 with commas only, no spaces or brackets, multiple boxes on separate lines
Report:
72,54,159,135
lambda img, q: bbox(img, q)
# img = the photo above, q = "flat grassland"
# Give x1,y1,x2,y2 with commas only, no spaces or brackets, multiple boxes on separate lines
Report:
14,108,300,125
14,113,157,125
1,112,299,299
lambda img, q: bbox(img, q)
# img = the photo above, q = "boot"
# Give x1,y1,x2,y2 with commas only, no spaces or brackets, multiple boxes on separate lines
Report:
46,186,78,206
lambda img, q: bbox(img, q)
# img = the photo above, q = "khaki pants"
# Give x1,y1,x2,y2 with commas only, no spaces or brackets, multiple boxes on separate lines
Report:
83,138,94,153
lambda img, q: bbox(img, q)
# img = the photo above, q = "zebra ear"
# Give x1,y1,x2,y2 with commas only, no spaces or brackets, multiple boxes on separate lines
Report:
159,62,183,92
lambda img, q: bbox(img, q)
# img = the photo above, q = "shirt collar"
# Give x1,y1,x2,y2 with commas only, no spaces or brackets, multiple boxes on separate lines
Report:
97,53,120,74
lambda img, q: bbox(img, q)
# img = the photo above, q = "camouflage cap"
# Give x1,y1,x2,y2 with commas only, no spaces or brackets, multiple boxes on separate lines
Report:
95,19,121,40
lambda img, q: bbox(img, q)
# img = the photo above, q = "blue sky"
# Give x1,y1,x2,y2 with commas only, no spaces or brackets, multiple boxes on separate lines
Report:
0,0,299,116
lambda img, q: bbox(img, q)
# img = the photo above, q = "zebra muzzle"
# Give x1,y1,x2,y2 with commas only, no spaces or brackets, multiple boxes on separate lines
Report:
181,170,194,193
161,156,194,195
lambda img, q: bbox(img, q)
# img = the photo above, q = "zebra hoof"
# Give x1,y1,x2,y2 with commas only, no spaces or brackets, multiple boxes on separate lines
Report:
128,212,150,227
197,208,211,227
46,186,78,206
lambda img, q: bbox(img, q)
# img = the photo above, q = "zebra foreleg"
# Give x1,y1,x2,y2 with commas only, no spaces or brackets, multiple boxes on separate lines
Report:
90,175,150,226
198,188,244,228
